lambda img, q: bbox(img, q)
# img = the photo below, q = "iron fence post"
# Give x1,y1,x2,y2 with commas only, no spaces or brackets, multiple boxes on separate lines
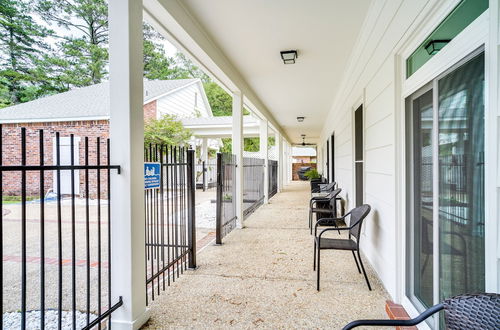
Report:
216,153,223,244
202,160,206,191
187,149,197,268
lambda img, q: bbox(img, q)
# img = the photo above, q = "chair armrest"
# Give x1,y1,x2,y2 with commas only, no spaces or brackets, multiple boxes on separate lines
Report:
315,217,345,228
317,226,351,239
342,303,444,330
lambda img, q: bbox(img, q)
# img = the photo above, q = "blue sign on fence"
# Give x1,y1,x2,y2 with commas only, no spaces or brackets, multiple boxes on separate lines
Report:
144,162,161,190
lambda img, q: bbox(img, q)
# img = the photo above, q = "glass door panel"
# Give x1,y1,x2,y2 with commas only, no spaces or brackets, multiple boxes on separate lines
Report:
410,89,434,308
438,53,485,300
406,52,485,325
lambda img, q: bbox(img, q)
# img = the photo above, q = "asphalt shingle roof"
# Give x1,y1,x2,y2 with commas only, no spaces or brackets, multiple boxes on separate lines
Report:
0,79,198,123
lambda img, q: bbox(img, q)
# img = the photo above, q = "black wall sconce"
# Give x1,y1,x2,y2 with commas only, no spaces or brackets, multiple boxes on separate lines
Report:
424,39,451,55
297,116,304,122
280,50,298,64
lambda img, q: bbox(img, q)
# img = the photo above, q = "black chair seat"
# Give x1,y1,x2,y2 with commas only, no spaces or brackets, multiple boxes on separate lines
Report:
316,237,357,250
310,207,332,213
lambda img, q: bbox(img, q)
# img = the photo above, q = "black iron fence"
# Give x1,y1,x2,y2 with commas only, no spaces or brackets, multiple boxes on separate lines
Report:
215,153,237,244
243,157,265,219
268,160,278,199
0,126,122,329
144,145,196,305
195,161,217,191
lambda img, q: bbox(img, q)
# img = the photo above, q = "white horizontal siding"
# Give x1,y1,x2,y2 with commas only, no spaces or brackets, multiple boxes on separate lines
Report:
319,0,433,300
157,83,210,119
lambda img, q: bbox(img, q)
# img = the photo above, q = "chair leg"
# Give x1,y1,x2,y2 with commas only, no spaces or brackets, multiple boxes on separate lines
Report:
309,210,312,234
316,245,321,291
351,250,361,274
313,239,316,271
357,250,372,291
333,219,341,235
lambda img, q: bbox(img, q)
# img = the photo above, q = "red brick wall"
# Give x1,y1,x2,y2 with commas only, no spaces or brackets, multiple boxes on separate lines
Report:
292,163,317,181
1,103,156,198
143,100,157,122
1,120,110,199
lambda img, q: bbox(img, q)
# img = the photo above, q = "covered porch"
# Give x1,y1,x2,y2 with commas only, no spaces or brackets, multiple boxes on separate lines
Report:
144,182,387,329
104,0,500,329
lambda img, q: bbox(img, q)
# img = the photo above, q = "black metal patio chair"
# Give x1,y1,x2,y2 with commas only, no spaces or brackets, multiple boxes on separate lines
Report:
310,177,326,193
342,293,500,329
312,181,336,193
308,188,342,234
313,204,371,291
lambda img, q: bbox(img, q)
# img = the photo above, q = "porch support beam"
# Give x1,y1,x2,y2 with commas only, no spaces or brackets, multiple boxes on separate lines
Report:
232,91,244,228
201,137,208,190
260,119,269,203
277,133,283,192
109,0,150,328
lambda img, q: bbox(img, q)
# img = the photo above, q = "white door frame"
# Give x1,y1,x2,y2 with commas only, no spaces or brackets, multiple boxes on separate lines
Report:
53,136,80,195
394,5,490,323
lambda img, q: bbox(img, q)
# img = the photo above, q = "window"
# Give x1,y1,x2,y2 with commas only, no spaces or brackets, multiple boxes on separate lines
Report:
406,0,488,78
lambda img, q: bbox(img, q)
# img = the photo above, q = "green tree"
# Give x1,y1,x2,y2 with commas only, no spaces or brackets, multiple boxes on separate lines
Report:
203,81,232,116
174,52,210,83
36,0,108,87
144,114,193,147
143,23,182,80
0,0,51,104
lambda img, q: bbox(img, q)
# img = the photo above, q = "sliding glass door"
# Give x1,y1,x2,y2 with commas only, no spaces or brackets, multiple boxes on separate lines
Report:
406,51,485,325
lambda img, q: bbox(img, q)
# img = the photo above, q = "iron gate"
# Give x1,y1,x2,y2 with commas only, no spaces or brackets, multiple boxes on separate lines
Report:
268,160,278,199
242,157,265,219
195,161,217,191
0,125,122,330
144,145,196,304
215,153,237,244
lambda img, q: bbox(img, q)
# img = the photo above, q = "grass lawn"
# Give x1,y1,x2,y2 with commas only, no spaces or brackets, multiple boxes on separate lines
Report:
2,196,39,204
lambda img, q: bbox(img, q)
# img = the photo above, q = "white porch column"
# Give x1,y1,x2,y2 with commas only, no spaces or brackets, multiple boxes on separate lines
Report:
109,0,149,328
232,91,244,228
201,137,208,190
285,141,291,184
277,133,283,192
259,119,269,203
201,138,208,162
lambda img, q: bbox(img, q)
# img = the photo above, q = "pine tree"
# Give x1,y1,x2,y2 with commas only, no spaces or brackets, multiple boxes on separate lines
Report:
143,23,179,80
0,0,51,104
36,0,108,87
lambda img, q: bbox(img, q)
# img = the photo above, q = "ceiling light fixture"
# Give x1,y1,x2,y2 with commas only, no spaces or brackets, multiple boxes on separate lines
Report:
424,39,451,55
280,50,298,64
297,116,304,122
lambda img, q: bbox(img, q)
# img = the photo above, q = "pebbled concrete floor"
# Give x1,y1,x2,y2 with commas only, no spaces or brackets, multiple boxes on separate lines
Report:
142,181,389,329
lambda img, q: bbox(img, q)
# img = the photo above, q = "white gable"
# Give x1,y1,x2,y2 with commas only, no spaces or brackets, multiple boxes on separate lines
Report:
156,81,212,119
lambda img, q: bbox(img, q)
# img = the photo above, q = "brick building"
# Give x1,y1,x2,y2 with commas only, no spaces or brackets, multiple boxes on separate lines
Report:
0,79,213,198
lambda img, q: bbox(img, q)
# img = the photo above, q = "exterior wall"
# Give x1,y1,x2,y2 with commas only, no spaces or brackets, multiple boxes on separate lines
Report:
319,0,427,301
292,156,316,163
1,102,157,198
319,0,499,307
143,100,157,122
292,163,316,181
157,82,210,118
2,120,109,199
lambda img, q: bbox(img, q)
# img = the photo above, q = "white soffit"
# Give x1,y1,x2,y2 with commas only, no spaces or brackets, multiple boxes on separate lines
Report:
179,0,371,143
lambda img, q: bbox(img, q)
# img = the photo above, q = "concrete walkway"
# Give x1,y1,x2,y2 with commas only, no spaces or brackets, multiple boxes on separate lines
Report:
143,182,389,329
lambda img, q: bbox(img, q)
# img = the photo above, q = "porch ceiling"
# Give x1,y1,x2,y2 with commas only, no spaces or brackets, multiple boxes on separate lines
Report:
177,0,371,143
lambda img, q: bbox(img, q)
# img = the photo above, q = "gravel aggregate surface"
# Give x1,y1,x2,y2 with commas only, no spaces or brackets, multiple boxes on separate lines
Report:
3,310,98,330
143,182,389,329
